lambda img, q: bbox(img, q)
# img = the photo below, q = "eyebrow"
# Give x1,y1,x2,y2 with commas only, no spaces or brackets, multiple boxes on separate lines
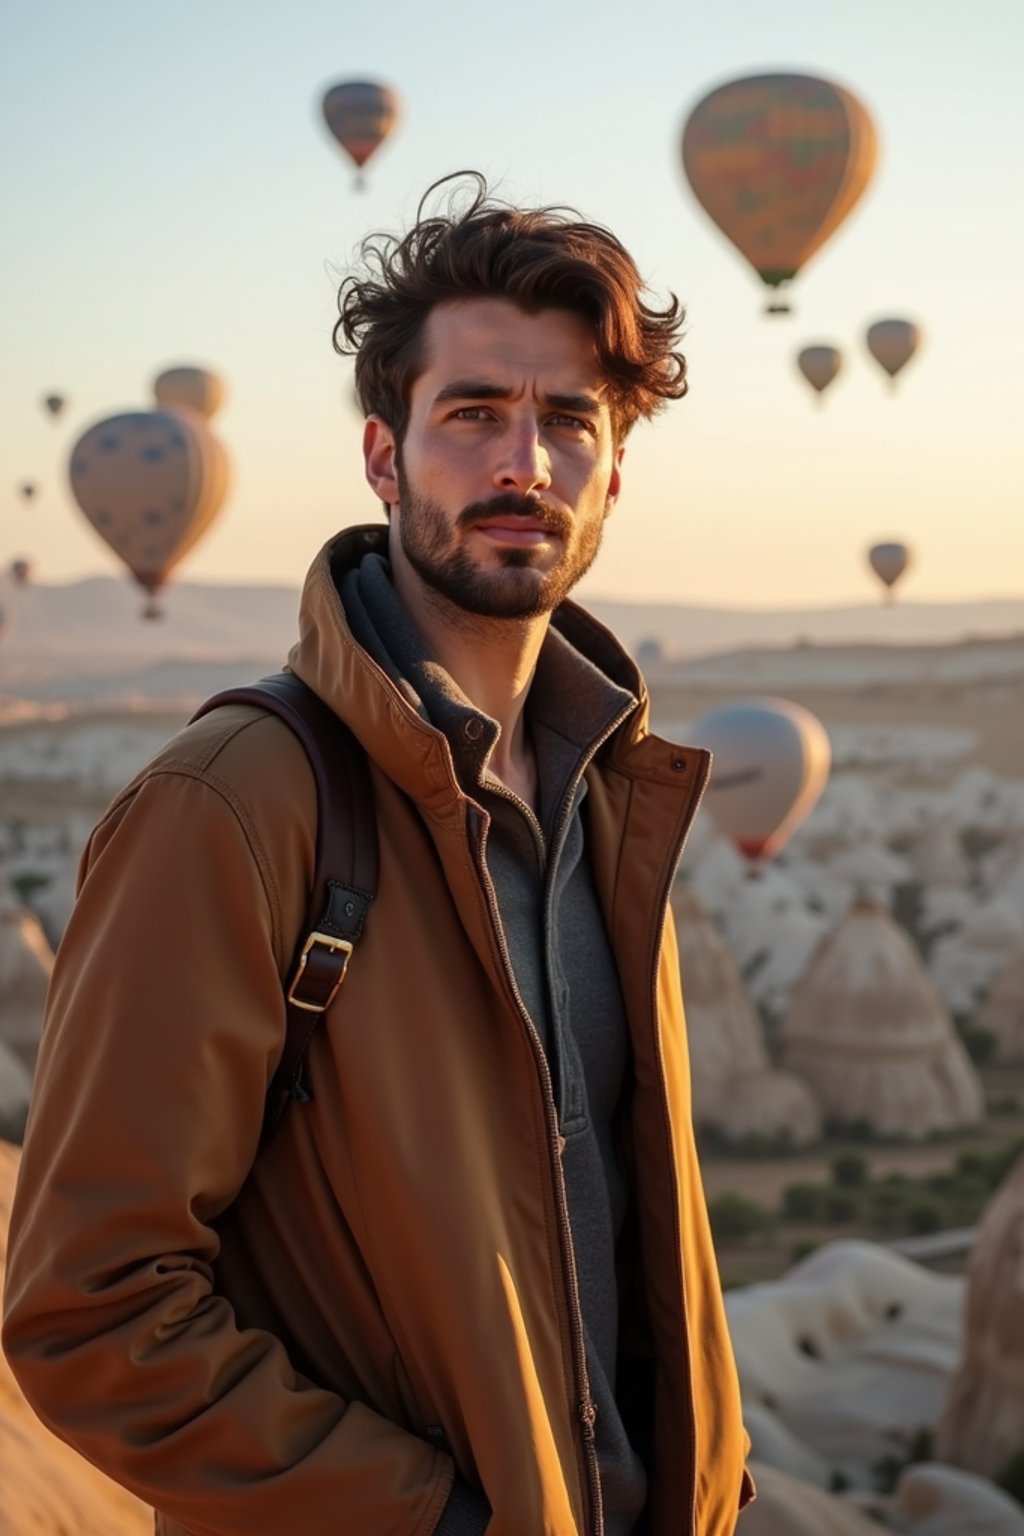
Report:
432,380,603,414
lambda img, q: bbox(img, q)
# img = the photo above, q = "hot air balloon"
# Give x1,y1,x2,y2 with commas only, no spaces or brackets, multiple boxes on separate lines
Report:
153,366,226,421
681,73,878,313
18,483,37,503
42,394,66,419
865,319,921,387
868,541,910,600
69,408,230,618
687,698,831,860
321,80,400,188
9,559,31,588
797,345,842,399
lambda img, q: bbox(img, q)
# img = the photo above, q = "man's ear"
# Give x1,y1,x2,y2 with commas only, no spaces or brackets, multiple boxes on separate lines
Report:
363,416,399,505
605,444,624,518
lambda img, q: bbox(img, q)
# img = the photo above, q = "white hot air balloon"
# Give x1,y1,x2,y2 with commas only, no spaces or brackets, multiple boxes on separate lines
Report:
69,407,230,617
865,319,922,387
797,345,842,400
687,698,832,860
868,541,911,600
153,365,226,420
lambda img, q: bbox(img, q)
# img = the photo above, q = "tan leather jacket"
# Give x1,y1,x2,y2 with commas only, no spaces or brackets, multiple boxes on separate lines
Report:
3,526,751,1535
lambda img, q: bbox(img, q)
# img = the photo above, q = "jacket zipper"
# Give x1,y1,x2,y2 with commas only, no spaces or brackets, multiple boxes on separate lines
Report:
473,702,634,1534
647,754,713,1536
468,805,603,1536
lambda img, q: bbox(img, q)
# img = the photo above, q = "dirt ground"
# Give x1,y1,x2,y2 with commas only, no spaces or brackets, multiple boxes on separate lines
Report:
702,1071,1024,1287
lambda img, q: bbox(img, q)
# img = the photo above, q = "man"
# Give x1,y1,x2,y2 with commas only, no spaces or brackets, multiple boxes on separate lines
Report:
4,174,751,1535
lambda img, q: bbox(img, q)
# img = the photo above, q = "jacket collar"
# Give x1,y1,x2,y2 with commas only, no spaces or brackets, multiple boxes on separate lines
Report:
287,524,691,808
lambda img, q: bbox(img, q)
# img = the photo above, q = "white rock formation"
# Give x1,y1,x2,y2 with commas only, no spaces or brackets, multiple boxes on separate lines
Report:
782,901,985,1138
0,883,54,1072
708,864,831,1022
894,1462,1024,1535
976,944,1024,1064
737,1459,881,1535
712,1069,821,1149
906,821,971,890
672,888,821,1147
929,896,1024,1019
935,1151,1024,1479
726,1240,964,1490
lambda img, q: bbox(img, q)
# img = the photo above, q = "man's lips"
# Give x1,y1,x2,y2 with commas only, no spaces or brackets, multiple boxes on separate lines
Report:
471,517,559,543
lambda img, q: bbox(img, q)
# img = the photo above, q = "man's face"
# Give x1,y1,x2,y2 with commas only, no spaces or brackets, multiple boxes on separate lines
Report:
363,298,623,621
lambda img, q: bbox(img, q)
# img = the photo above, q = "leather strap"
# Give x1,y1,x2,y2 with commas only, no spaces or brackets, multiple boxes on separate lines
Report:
191,673,377,1142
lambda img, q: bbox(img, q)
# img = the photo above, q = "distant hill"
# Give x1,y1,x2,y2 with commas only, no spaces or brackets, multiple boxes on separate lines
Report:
0,574,1021,704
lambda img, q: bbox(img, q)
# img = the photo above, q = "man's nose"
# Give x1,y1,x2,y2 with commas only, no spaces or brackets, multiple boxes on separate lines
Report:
493,424,552,496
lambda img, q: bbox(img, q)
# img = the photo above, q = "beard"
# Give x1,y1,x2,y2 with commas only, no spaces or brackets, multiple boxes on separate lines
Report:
394,468,607,621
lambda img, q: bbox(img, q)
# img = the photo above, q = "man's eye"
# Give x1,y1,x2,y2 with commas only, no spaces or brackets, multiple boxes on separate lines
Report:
452,406,490,421
549,414,593,433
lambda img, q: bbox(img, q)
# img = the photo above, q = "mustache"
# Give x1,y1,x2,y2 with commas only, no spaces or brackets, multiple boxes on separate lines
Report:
457,494,571,537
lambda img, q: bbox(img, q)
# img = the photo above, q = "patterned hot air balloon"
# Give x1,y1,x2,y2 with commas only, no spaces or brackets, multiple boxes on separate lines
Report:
682,73,878,313
153,365,226,420
321,80,400,188
69,408,230,619
866,319,922,387
42,394,66,419
9,559,31,588
797,345,842,399
868,541,910,600
687,698,832,860
18,483,37,503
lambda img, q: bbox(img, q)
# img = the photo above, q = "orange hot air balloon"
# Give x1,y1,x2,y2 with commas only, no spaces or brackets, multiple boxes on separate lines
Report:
681,73,878,313
322,80,400,188
69,408,230,618
797,345,842,398
687,698,831,860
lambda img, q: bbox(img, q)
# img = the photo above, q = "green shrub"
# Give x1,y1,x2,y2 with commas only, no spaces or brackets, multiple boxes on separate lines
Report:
708,1192,772,1243
831,1153,868,1188
906,1199,944,1235
959,1024,996,1064
782,1183,830,1222
824,1189,863,1223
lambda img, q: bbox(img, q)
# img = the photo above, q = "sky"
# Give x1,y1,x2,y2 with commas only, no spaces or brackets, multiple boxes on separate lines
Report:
1,0,1021,609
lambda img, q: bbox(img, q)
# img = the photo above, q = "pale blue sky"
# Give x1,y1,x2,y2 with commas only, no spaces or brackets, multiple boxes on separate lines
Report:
2,0,1021,606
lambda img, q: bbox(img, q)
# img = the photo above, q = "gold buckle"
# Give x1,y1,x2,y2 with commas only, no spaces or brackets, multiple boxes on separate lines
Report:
286,932,354,1013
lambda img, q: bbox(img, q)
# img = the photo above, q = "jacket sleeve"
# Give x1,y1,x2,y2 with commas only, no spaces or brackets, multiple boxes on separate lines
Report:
2,763,456,1536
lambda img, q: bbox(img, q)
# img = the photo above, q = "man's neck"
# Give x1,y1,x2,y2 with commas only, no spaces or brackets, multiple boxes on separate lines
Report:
391,561,547,807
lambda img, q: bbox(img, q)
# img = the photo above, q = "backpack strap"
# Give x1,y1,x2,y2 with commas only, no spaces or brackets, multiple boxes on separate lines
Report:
190,672,376,1143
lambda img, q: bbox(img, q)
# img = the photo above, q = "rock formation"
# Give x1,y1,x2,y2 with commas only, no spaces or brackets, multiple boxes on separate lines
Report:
781,900,984,1138
935,1150,1024,1479
726,1240,963,1490
672,886,821,1147
0,1141,151,1534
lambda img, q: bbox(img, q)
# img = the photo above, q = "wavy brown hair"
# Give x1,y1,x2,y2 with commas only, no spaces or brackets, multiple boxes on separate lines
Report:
333,172,687,445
